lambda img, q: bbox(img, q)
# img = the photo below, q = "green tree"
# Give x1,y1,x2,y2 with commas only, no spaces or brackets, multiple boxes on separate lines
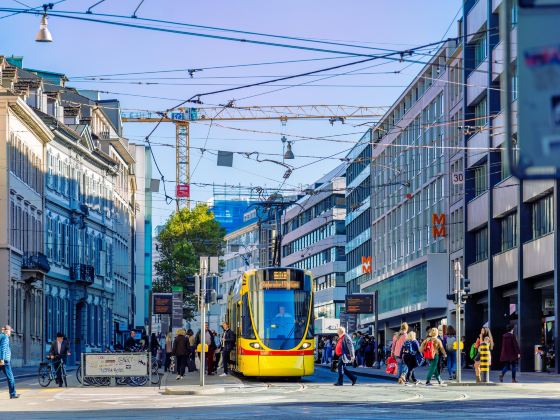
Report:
153,204,225,320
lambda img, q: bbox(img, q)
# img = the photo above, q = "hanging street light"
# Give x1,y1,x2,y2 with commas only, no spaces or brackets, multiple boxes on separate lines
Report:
284,141,295,160
35,4,54,43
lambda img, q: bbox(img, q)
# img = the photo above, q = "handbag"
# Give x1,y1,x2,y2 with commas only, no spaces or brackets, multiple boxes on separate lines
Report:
385,356,398,375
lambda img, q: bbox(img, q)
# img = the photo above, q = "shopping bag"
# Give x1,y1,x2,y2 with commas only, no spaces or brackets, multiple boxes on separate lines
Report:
385,356,398,375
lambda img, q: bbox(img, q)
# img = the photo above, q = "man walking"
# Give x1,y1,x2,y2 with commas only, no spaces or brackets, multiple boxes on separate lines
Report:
48,332,70,387
0,325,19,399
333,326,357,386
220,322,235,376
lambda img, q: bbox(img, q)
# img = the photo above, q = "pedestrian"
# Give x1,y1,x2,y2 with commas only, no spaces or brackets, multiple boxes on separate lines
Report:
420,327,446,386
186,329,196,372
357,333,366,367
473,327,494,383
322,337,332,365
364,336,374,367
0,325,19,399
149,333,160,359
164,332,173,372
125,330,137,352
172,329,189,380
445,326,458,380
220,322,235,376
401,331,421,385
48,332,70,387
333,326,357,386
391,322,409,384
196,323,217,375
499,325,520,383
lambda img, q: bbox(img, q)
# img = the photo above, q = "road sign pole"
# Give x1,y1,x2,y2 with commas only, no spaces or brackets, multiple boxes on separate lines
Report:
199,257,208,387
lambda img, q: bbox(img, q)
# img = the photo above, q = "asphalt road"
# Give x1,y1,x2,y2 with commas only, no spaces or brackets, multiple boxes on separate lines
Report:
2,367,560,419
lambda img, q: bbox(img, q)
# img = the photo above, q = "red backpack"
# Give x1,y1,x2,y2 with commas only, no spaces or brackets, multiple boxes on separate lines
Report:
423,340,436,360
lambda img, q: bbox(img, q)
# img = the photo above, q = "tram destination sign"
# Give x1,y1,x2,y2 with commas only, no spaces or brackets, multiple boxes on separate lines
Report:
260,280,301,290
345,294,374,314
152,293,172,315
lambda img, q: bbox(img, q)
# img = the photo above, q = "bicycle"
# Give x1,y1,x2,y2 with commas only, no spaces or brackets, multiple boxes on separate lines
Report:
38,358,68,388
76,363,110,387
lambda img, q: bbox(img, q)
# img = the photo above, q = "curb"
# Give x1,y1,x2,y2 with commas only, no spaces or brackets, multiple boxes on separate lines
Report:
162,386,227,395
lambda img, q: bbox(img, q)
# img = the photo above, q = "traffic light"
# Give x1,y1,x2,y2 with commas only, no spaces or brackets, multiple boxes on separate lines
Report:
461,278,471,304
447,292,458,304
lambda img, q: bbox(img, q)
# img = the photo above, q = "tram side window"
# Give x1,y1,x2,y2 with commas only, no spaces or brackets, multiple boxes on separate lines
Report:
242,295,255,339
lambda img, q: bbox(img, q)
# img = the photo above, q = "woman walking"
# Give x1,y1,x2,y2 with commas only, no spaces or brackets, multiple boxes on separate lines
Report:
164,333,173,372
172,329,189,380
499,325,520,383
473,327,494,383
444,326,458,380
420,327,446,386
391,323,409,384
401,331,421,385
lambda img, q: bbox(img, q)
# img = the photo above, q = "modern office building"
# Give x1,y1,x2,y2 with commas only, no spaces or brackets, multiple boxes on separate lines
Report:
462,0,559,372
218,208,261,322
358,45,454,345
345,130,373,296
282,166,346,335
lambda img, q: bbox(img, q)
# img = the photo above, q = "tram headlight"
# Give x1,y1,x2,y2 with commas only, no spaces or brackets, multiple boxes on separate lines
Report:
300,342,311,349
249,342,261,349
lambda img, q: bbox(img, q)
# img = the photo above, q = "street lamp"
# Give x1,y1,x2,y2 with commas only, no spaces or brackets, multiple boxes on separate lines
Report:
35,4,54,42
284,142,295,160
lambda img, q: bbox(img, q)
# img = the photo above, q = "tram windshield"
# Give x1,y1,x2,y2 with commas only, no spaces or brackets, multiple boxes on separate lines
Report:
249,269,312,350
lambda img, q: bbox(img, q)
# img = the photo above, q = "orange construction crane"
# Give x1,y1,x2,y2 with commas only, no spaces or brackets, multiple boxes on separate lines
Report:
121,105,385,209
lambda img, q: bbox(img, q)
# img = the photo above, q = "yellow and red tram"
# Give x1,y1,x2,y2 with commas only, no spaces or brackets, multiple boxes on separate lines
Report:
226,267,315,377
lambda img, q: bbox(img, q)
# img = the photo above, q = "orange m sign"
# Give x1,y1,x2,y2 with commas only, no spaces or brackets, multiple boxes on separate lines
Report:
432,213,446,238
361,256,372,274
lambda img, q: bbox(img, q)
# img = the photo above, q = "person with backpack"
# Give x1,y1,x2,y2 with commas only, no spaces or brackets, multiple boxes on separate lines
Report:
420,327,446,386
445,326,458,380
401,331,422,385
391,322,409,384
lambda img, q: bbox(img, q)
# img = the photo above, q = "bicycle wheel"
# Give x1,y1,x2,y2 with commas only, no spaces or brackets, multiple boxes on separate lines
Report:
38,365,52,388
76,366,85,385
150,357,160,385
61,364,68,387
131,376,148,386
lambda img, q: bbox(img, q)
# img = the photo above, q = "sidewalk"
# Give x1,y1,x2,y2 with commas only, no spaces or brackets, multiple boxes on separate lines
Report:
162,370,262,395
316,362,560,385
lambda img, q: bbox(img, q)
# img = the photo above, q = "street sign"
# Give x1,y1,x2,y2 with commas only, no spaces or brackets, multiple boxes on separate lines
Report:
169,108,198,121
517,0,560,177
452,172,464,185
152,293,172,315
176,183,190,198
345,294,374,314
339,311,358,333
171,286,183,329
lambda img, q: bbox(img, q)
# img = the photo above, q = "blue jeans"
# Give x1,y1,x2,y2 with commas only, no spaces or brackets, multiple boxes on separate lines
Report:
357,353,364,366
447,351,457,377
0,362,16,397
337,360,357,385
397,357,408,378
322,348,332,364
501,361,517,380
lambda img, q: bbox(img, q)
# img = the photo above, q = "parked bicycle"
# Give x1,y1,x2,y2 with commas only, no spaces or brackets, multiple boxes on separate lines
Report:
38,359,68,388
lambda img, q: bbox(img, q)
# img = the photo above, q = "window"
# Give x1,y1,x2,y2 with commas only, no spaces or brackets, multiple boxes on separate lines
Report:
500,213,517,252
474,227,488,262
474,34,487,67
474,96,488,127
511,63,518,100
473,163,488,197
531,194,554,239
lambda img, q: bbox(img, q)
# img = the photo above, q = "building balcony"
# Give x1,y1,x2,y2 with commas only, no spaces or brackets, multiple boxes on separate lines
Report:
492,30,517,82
467,59,488,107
70,263,95,285
468,259,489,294
467,191,489,231
466,0,488,44
493,177,518,218
467,129,489,168
22,252,50,273
493,247,518,287
523,234,554,279
523,180,554,203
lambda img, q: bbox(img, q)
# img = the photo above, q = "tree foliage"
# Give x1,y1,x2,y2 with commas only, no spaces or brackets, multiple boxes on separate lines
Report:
153,204,225,320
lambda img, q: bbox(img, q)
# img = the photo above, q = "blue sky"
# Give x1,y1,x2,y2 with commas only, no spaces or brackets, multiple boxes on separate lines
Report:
0,0,461,227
